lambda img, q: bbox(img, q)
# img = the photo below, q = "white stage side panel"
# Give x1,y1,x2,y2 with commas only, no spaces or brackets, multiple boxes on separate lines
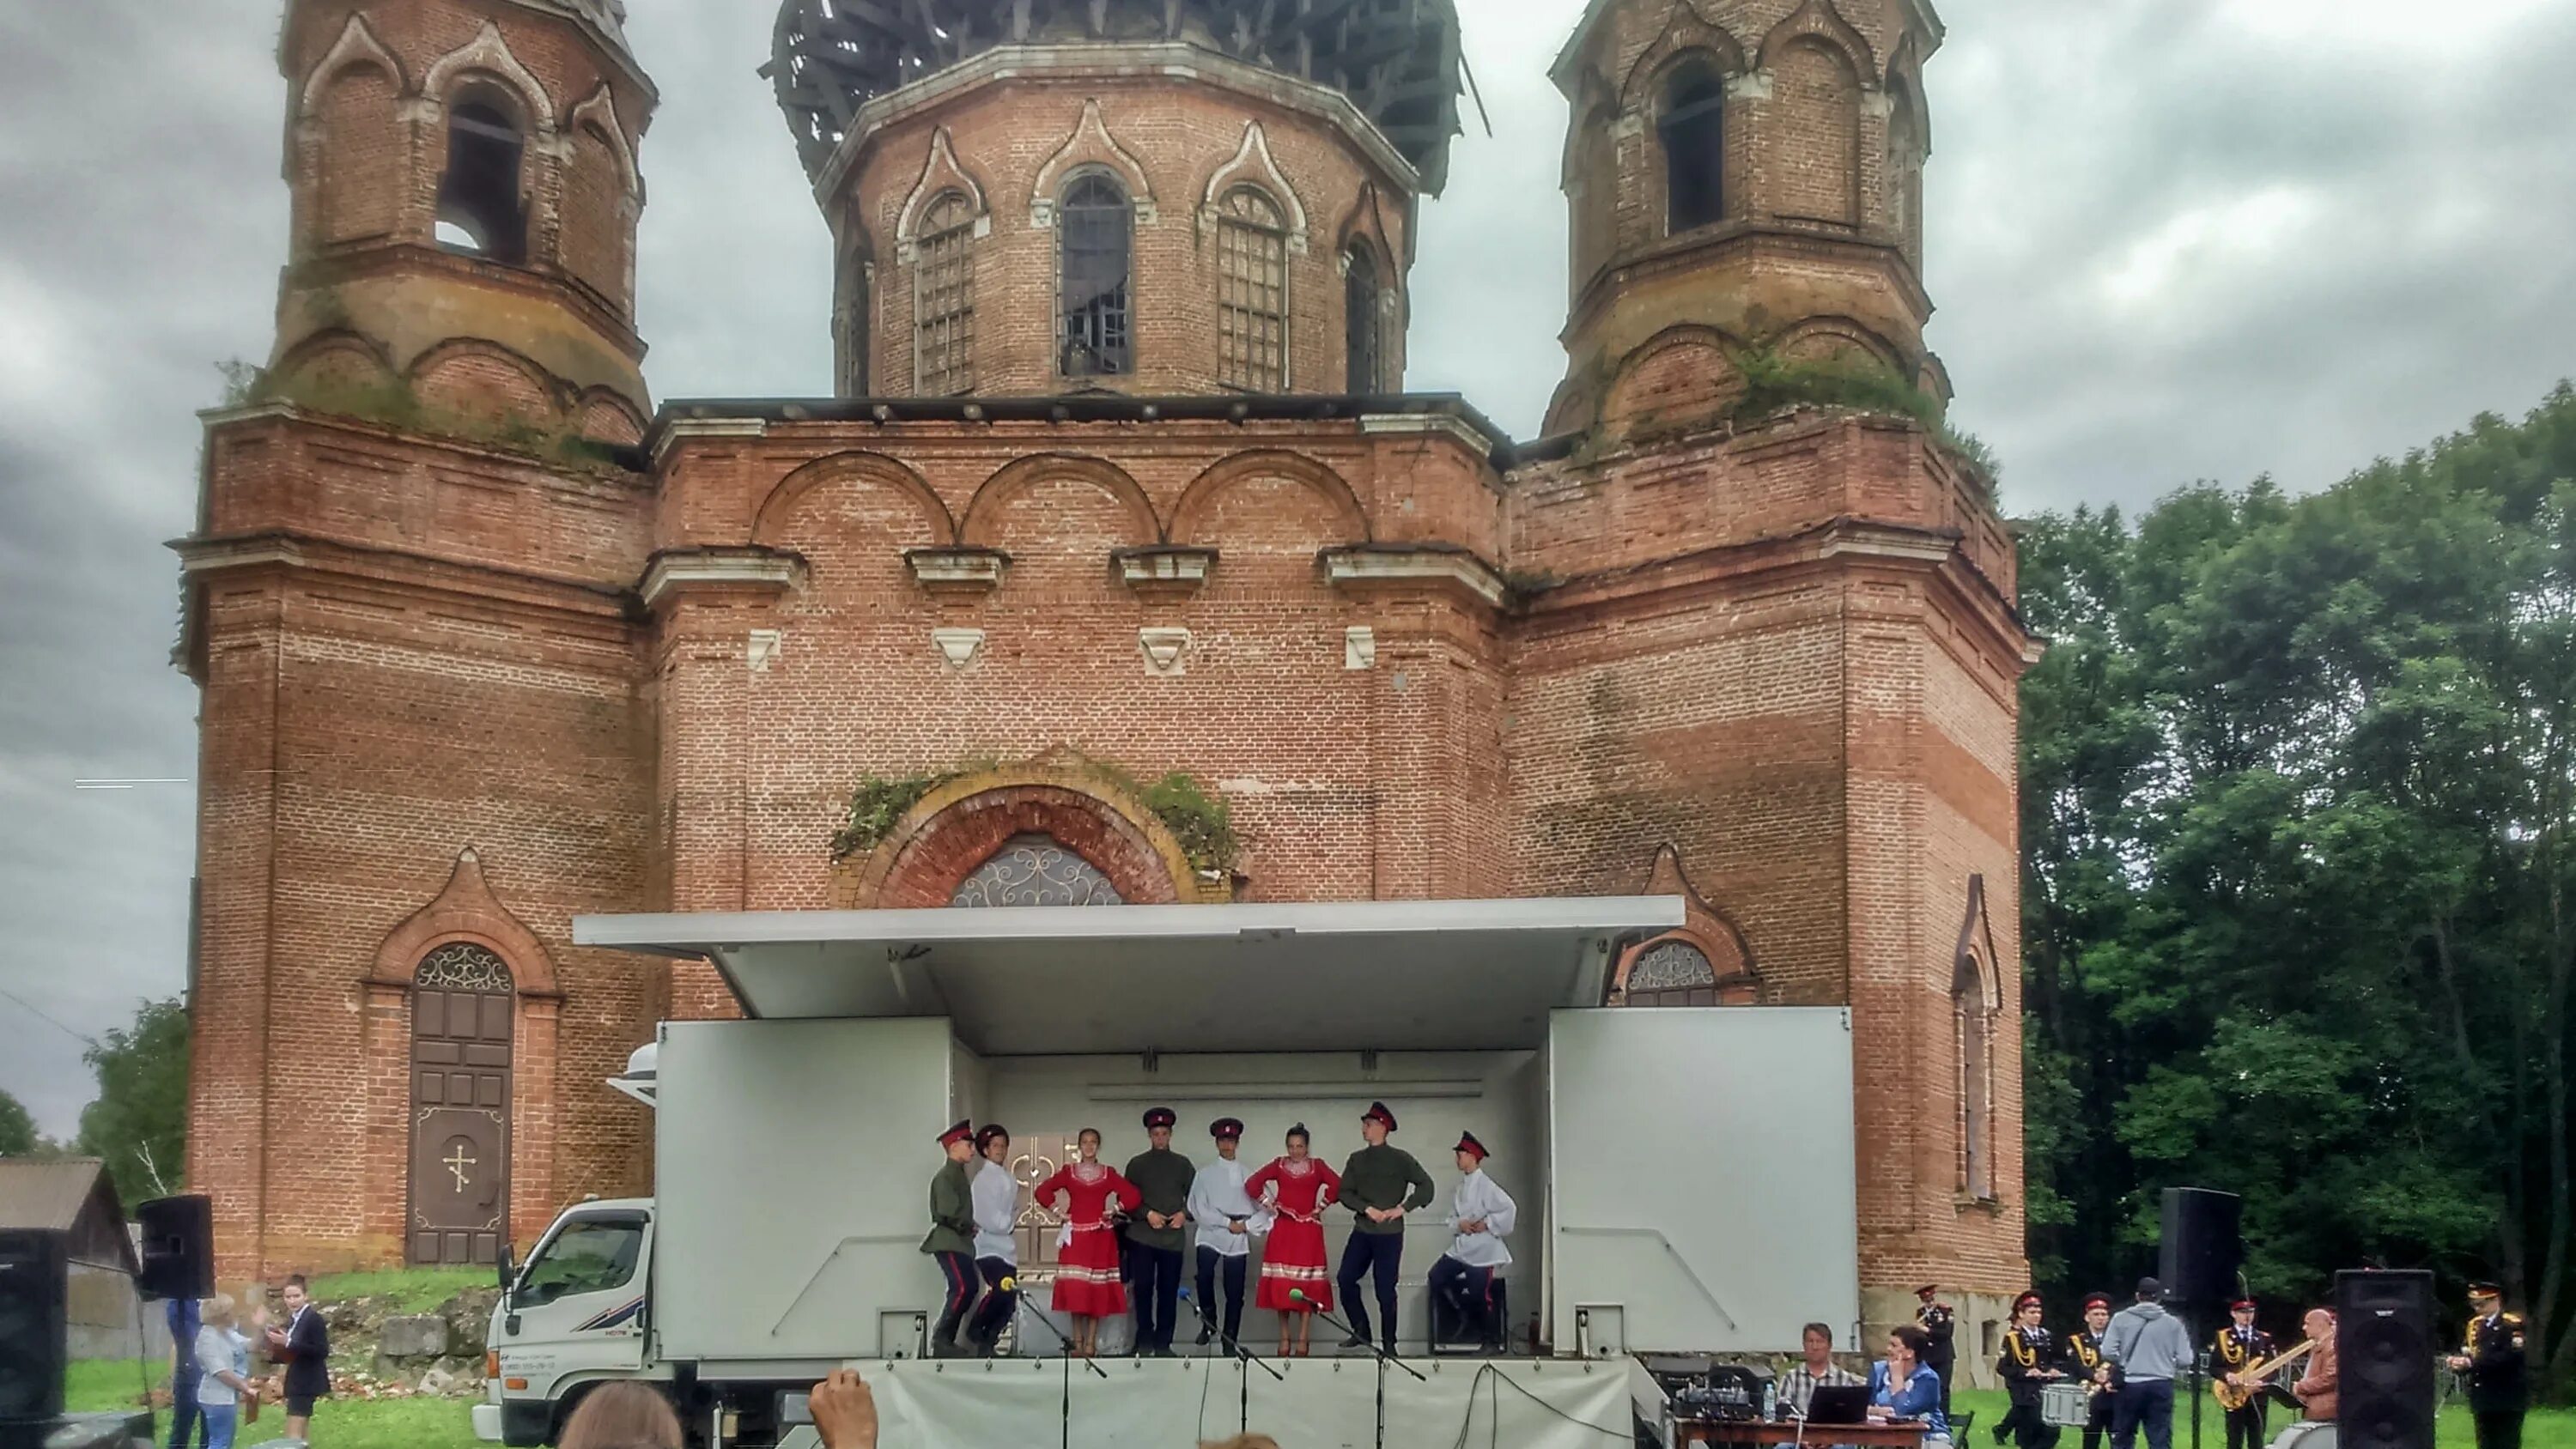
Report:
777,1355,1639,1449
655,1018,957,1361
1546,1008,1859,1354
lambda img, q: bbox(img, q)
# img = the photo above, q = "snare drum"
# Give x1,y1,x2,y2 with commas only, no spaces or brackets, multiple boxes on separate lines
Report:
2040,1383,2093,1428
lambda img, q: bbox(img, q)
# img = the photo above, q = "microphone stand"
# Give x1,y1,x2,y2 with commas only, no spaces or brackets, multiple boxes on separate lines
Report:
1290,1292,1426,1383
1182,1283,1285,1439
1009,1287,1108,1449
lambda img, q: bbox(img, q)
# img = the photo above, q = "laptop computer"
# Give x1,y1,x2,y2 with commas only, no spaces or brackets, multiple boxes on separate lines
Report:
1801,1385,1871,1425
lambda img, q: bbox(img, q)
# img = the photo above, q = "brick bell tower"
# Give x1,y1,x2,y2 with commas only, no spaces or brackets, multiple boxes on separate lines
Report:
1509,0,2035,1366
179,0,662,1275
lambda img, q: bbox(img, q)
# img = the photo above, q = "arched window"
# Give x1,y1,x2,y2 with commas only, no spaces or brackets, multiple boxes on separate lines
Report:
1344,245,1383,393
1059,173,1133,378
436,85,529,264
1658,63,1727,233
914,191,977,396
1956,957,1994,1199
951,834,1125,907
1216,186,1289,391
1624,938,1722,1007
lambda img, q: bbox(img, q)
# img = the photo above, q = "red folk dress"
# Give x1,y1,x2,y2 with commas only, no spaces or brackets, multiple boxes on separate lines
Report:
1247,1156,1342,1313
1035,1161,1141,1318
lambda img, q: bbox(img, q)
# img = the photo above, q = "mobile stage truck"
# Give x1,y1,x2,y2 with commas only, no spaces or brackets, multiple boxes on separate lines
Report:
478,896,1862,1449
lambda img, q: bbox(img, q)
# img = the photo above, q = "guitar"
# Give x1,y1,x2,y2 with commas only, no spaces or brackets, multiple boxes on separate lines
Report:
2212,1339,2313,1411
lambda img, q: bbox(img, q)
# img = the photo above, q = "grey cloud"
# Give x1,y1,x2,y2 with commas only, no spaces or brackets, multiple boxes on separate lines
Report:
4,0,2570,1132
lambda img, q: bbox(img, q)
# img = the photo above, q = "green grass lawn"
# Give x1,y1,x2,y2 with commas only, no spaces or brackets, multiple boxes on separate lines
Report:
65,1361,480,1448
306,1264,494,1313
1949,1385,2576,1448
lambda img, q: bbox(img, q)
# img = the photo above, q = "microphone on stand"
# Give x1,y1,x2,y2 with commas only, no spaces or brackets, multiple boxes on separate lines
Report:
1288,1290,1425,1381
1006,1276,1109,1379
1181,1286,1284,1380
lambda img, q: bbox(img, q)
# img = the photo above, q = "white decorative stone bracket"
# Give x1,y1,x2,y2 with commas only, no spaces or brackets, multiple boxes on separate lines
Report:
906,547,1010,597
932,627,987,670
1138,627,1193,677
1115,545,1217,599
1345,626,1376,670
1318,545,1509,609
748,628,785,673
637,548,806,610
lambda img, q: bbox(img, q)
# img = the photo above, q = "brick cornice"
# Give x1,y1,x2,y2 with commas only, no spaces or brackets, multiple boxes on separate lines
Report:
1321,544,1509,610
1564,223,1934,343
637,548,806,610
173,530,636,624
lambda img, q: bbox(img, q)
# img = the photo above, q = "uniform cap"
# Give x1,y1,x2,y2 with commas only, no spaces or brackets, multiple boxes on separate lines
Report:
2232,1298,2257,1313
1210,1117,1244,1141
2468,1282,2503,1300
1143,1106,1177,1131
2014,1291,2043,1313
1363,1101,1399,1131
1916,1284,1940,1297
1454,1131,1489,1161
2081,1293,2112,1312
937,1120,975,1148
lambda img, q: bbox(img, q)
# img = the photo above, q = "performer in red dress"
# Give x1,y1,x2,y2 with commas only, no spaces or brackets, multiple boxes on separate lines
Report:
1032,1126,1141,1357
1247,1123,1343,1358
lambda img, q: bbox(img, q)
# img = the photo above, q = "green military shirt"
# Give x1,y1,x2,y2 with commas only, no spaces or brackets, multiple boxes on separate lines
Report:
920,1157,974,1256
1338,1143,1435,1235
1122,1148,1197,1253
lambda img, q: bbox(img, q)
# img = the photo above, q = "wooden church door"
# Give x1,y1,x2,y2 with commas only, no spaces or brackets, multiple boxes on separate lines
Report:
409,943,513,1264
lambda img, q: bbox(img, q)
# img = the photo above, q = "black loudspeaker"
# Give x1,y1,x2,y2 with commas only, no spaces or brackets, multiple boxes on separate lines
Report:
136,1194,215,1303
2336,1270,2436,1449
2158,1186,2243,1308
0,1228,69,1421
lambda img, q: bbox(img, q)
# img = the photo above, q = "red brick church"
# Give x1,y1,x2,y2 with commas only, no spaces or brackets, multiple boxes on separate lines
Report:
179,0,2032,1350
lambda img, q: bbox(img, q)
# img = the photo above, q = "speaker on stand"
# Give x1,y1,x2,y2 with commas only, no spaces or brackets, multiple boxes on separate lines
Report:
0,1228,70,1425
2336,1270,2435,1449
2159,1188,2243,1449
134,1195,215,1303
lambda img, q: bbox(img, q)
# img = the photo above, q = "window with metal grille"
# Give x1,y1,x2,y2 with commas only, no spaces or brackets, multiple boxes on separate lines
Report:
1217,186,1289,391
1659,64,1727,233
1345,244,1383,392
913,191,976,395
1059,173,1133,378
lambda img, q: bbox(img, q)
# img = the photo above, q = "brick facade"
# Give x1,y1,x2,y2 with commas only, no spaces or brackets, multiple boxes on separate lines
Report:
183,0,2029,1367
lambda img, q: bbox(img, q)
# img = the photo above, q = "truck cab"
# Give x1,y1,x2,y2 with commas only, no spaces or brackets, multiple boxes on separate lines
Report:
476,1198,663,1445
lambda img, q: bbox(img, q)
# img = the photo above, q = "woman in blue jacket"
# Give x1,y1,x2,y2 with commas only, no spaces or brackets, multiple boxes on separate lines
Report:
1870,1322,1954,1446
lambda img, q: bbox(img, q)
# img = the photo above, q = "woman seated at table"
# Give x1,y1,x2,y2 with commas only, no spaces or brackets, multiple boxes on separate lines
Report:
1868,1323,1953,1445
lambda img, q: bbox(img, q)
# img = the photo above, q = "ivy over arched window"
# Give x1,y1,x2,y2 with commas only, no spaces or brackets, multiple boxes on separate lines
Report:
1059,173,1133,378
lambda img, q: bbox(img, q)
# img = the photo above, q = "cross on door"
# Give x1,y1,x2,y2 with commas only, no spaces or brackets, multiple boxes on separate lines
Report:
444,1144,477,1191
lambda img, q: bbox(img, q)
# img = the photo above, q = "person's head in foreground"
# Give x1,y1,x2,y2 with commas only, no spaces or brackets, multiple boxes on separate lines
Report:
559,1381,683,1449
1801,1322,1834,1369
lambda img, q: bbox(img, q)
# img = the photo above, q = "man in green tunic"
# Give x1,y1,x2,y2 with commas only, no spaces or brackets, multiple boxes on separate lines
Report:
920,1120,979,1357
1122,1106,1196,1356
1335,1100,1435,1355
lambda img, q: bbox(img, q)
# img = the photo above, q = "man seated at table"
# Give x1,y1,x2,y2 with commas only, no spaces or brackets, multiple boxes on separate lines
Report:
1783,1320,1864,1416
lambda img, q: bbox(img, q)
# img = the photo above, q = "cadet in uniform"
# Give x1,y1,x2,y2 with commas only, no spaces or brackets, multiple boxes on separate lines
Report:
2209,1297,2274,1449
2061,1293,2117,1449
1187,1116,1265,1354
1917,1284,1959,1416
1992,1290,2064,1448
1427,1131,1517,1353
1122,1106,1197,1357
920,1120,980,1357
2446,1282,2526,1449
1335,1100,1435,1355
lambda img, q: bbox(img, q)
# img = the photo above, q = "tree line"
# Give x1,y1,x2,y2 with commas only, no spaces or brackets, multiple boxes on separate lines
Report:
2017,384,2576,1394
0,996,189,1205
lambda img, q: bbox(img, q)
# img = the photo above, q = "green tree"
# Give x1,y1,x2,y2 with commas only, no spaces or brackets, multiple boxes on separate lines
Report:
74,998,189,1203
2017,385,2576,1396
0,1089,45,1157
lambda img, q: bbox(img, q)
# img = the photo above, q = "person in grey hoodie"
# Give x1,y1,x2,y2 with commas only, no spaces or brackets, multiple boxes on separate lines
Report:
2101,1277,2192,1449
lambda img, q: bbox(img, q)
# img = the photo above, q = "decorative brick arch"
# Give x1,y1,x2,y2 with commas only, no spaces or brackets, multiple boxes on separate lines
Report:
1170,449,1370,547
1609,844,1760,1005
834,763,1215,908
359,849,562,1264
958,454,1161,549
753,450,956,547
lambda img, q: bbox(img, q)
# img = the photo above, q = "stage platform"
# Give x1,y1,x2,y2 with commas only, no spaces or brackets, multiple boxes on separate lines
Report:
774,1353,1646,1449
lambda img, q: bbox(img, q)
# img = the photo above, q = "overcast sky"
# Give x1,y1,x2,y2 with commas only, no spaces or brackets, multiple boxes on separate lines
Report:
3,0,2573,1137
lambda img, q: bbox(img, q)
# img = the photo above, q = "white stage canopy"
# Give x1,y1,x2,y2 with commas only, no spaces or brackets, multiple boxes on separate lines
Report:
575,896,1685,1056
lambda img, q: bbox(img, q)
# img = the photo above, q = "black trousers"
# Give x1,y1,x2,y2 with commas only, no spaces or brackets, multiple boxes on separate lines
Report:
1997,1395,2063,1449
2222,1401,2265,1449
2081,1388,2112,1449
965,1257,1017,1349
1337,1231,1404,1347
1426,1255,1499,1346
1194,1246,1249,1347
930,1251,977,1351
1129,1244,1186,1352
1930,1355,1955,1417
2474,1410,2524,1449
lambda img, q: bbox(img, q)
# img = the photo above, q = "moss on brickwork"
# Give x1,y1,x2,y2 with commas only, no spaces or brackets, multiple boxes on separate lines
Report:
1730,347,2002,489
830,769,965,862
217,361,629,473
829,757,1240,874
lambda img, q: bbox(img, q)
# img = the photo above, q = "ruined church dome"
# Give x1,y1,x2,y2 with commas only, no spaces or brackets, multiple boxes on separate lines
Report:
768,0,1465,193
